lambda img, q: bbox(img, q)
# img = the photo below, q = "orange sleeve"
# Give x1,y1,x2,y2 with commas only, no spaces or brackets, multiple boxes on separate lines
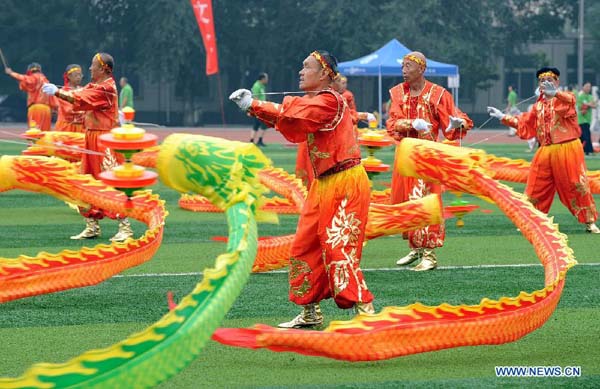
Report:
502,109,537,140
49,95,59,110
250,93,341,143
341,91,358,124
437,90,474,140
9,71,25,81
11,73,37,93
248,100,280,129
71,84,113,112
385,94,412,141
343,90,357,112
553,91,577,118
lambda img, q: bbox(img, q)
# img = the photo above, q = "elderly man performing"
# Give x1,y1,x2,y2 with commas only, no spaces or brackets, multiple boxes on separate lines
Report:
333,74,376,126
334,75,356,112
42,53,134,242
386,51,473,271
5,62,57,130
55,64,85,132
291,74,375,191
488,67,600,234
230,50,374,328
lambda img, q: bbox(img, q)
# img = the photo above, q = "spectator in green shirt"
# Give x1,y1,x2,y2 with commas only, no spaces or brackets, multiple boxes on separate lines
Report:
505,85,518,114
577,82,597,155
119,77,134,109
250,72,268,146
118,77,134,124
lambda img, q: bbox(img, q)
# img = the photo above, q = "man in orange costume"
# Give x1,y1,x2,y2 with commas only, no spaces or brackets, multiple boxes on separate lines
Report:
54,64,85,132
488,67,600,233
386,51,473,271
334,74,376,125
5,63,57,130
335,75,356,112
42,53,133,242
295,141,315,190
230,50,374,328
295,74,375,191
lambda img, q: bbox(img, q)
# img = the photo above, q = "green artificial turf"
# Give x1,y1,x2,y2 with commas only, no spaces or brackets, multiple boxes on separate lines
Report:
0,141,599,387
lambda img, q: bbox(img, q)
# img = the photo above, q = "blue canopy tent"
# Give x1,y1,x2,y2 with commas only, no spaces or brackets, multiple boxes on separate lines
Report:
338,39,460,126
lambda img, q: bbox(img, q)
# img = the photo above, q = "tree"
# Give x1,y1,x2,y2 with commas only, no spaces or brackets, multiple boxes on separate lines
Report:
584,0,600,74
377,0,577,97
0,0,583,124
0,0,96,120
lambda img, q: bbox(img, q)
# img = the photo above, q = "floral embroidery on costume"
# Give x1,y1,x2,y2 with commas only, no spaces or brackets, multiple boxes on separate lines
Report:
289,257,312,297
326,198,365,299
575,166,590,196
289,257,311,280
326,198,361,249
309,145,330,161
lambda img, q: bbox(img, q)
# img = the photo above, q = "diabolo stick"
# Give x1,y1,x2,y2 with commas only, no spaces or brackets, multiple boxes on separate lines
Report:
0,48,9,69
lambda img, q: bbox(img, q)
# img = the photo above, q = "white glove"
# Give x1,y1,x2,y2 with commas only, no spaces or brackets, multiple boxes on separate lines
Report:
508,127,517,137
412,118,432,132
42,83,58,96
448,116,465,129
487,106,505,120
541,81,557,98
366,113,376,122
229,89,252,111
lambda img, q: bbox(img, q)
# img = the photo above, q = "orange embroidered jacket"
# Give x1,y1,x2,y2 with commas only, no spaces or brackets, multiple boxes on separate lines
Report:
56,87,85,128
71,77,119,131
342,89,356,112
342,89,358,125
250,88,361,177
12,72,57,108
386,81,472,141
502,91,580,146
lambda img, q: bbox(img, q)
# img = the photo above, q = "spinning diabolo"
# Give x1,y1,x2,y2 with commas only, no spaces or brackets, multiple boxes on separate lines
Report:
445,192,479,227
358,124,393,179
99,108,158,197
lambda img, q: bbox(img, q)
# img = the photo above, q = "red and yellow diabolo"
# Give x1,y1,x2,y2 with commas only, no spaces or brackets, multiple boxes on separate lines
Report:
99,108,158,197
358,128,394,177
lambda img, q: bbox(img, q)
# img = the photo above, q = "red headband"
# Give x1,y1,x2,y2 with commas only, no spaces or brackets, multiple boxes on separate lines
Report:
96,53,112,73
26,66,40,76
311,51,337,80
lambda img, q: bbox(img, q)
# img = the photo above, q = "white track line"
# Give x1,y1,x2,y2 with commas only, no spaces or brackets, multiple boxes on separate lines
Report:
114,262,600,278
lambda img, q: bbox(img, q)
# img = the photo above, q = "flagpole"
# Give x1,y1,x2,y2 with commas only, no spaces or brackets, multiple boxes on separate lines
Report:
216,71,226,126
577,0,584,89
378,66,382,128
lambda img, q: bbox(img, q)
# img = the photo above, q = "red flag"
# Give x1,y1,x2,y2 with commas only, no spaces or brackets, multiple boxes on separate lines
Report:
190,0,219,75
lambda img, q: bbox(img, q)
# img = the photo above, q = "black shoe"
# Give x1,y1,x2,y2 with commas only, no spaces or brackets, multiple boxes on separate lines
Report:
257,139,266,147
249,138,255,143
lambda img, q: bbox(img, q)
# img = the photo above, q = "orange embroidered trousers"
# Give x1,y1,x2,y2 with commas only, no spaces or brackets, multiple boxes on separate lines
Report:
391,145,445,249
527,139,597,223
79,129,123,220
288,165,374,309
